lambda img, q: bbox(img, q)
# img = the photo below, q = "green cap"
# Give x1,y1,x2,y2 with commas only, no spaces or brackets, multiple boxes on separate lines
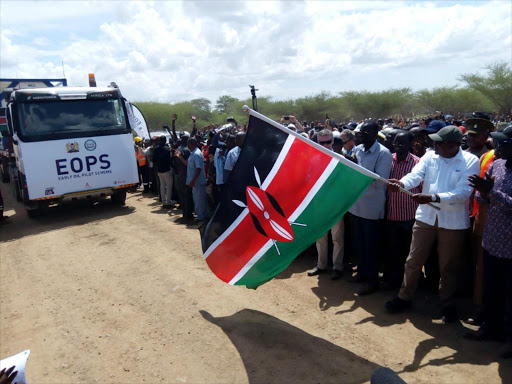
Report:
465,118,493,134
429,125,463,143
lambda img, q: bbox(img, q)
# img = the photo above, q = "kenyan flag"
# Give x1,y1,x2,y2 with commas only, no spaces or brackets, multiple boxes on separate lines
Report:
201,111,376,288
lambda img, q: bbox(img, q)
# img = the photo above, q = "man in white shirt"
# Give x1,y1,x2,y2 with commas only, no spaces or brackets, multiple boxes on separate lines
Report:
385,125,479,323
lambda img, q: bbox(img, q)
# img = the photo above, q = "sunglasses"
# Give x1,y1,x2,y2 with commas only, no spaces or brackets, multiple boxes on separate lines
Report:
319,139,333,145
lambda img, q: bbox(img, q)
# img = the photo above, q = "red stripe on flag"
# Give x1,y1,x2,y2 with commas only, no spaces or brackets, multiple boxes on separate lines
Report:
206,138,332,282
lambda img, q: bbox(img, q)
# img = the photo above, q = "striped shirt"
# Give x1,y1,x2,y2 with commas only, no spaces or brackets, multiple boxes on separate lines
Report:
386,152,421,221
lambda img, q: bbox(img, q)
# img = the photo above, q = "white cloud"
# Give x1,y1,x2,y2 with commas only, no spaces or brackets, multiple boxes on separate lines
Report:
1,0,511,104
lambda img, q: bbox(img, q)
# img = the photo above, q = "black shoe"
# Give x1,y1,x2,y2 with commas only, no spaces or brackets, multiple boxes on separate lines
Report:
380,281,399,291
441,306,458,323
307,267,326,276
349,273,363,283
385,297,412,313
501,347,512,359
464,326,506,342
330,269,343,280
466,312,484,326
357,283,378,296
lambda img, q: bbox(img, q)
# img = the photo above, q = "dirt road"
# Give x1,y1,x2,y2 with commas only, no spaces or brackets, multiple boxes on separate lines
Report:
0,183,509,384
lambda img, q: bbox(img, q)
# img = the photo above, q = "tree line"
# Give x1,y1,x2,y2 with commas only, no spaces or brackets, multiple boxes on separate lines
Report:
134,62,512,132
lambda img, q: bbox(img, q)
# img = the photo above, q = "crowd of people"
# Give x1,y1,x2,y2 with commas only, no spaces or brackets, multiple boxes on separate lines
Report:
133,110,511,359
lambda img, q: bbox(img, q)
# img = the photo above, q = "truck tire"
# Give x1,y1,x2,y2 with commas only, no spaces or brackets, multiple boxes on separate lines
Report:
13,178,22,202
111,191,127,206
26,207,41,218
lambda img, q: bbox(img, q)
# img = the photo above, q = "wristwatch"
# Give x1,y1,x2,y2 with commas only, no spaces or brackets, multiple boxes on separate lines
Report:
431,194,440,203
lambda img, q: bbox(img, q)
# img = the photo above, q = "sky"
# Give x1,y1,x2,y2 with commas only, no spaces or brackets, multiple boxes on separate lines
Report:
1,1,511,104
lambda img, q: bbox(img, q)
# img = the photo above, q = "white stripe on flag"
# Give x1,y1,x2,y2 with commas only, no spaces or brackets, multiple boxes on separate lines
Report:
203,135,296,259
228,158,339,285
228,241,273,285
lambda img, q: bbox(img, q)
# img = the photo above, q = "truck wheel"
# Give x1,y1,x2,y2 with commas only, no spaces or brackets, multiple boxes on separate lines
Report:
111,191,126,206
27,207,40,218
14,178,22,202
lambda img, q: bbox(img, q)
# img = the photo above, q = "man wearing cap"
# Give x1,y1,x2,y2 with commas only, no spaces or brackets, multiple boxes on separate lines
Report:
385,125,479,322
466,125,512,358
465,117,493,159
349,121,393,295
420,120,446,155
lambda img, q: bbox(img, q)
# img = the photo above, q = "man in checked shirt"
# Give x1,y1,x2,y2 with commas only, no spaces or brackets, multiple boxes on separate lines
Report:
381,131,421,290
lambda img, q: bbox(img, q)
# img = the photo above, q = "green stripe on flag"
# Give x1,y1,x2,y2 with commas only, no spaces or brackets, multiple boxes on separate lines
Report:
235,162,374,288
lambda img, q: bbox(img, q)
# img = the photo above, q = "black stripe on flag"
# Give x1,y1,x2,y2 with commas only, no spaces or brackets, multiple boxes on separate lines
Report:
201,115,289,252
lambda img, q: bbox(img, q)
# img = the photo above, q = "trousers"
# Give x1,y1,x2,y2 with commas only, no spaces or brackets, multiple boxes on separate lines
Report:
192,184,211,220
483,249,512,341
399,220,465,307
352,215,381,286
176,175,194,219
316,216,345,271
138,165,149,191
383,219,414,287
158,171,173,205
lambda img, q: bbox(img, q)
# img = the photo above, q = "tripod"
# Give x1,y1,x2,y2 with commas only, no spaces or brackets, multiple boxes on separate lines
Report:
249,85,258,111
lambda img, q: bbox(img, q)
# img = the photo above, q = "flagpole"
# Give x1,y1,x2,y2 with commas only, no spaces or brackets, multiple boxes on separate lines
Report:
243,106,441,211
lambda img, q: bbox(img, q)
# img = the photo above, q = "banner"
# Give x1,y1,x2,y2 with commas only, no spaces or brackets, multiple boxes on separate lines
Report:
125,102,150,140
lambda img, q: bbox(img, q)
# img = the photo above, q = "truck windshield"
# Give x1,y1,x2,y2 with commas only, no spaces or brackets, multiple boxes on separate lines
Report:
16,98,129,141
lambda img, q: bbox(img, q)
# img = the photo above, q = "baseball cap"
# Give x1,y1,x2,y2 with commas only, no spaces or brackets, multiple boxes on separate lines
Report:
465,118,494,134
429,125,463,143
472,111,491,120
425,120,446,133
490,124,512,141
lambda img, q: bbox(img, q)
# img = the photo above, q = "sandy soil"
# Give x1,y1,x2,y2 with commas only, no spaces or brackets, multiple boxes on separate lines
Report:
0,182,510,384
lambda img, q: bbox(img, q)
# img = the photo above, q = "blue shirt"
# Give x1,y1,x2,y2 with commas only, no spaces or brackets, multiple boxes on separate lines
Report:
214,148,226,185
224,146,241,171
186,147,207,186
349,141,393,220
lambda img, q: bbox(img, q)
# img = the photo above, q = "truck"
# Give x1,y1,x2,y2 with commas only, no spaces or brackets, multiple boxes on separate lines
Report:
1,79,68,183
3,84,139,216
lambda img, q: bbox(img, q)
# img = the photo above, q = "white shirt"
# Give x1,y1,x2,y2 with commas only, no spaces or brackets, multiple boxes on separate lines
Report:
400,148,479,230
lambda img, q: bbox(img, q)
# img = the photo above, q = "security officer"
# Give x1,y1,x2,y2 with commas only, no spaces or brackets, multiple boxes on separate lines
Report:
465,114,494,159
134,137,149,192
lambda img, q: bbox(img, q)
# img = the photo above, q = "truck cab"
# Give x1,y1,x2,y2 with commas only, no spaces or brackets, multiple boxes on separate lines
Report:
5,86,139,216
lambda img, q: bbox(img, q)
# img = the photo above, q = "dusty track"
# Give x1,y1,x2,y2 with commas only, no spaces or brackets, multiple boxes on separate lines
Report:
0,182,509,383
